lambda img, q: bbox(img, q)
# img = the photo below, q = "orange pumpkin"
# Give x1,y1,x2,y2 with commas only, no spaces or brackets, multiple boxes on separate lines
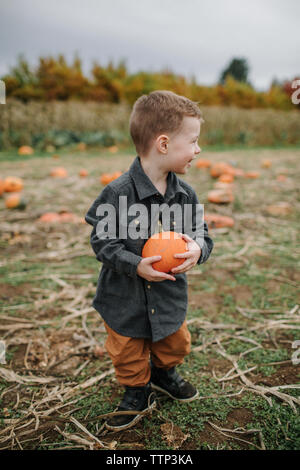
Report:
100,171,122,185
50,167,68,178
100,173,113,185
52,154,60,159
210,162,234,178
37,212,61,223
204,213,234,229
77,142,87,151
79,169,88,177
196,159,211,169
265,202,292,216
218,173,234,183
142,231,188,273
245,171,260,179
112,171,122,179
0,179,5,196
207,189,234,204
5,193,27,210
18,145,34,155
276,174,287,182
108,145,118,153
58,210,83,223
4,177,24,192
261,159,272,168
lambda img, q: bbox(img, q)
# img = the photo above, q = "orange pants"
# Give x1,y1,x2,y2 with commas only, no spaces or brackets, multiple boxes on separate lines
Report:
103,320,191,387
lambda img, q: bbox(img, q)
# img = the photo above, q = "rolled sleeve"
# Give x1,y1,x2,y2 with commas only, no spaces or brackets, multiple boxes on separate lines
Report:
85,186,143,278
197,223,214,264
186,190,214,265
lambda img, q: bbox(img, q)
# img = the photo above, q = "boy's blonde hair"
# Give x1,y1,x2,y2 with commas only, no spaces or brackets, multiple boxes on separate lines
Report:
129,90,204,157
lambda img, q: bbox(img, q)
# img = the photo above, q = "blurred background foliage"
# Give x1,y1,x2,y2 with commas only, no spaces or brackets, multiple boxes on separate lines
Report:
0,54,299,150
2,54,299,109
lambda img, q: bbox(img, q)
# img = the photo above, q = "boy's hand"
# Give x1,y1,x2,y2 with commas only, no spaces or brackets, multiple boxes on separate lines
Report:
171,233,201,274
137,256,177,282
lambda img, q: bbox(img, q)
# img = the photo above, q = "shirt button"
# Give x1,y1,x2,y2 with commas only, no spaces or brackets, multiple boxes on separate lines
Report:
147,284,151,289
151,308,155,314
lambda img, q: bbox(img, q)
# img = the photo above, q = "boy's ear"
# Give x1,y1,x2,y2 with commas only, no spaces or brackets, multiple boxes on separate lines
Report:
156,135,169,154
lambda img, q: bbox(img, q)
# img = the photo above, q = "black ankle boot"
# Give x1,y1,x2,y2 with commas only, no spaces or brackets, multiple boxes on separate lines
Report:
105,382,156,431
150,362,198,402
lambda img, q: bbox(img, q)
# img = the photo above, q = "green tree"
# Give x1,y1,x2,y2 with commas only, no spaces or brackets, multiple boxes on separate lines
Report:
219,58,250,84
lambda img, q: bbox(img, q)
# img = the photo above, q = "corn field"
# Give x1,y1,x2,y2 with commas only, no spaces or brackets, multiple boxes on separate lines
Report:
0,100,299,150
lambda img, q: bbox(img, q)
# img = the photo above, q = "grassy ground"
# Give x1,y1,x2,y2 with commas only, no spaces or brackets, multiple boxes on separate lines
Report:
0,146,299,450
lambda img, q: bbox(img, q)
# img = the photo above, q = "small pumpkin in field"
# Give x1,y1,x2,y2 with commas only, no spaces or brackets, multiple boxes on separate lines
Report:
77,142,87,151
18,145,34,155
5,193,27,210
100,171,122,185
37,212,61,223
196,159,211,169
210,162,234,178
79,169,88,177
204,213,235,229
276,174,287,182
207,189,234,204
58,211,80,223
108,145,118,153
142,231,188,273
245,171,260,179
112,171,122,179
265,202,292,216
261,159,272,168
3,177,24,192
218,173,234,183
0,179,5,196
52,154,60,159
100,173,113,185
50,167,68,178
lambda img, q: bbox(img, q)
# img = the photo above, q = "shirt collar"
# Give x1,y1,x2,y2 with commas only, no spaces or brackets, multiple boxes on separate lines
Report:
129,156,188,201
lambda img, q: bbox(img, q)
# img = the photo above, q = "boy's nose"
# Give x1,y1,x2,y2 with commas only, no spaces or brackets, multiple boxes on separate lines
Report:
195,145,201,154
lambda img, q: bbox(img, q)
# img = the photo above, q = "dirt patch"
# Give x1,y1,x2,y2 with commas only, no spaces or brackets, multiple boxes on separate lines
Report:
209,268,236,283
265,279,283,294
5,330,83,374
253,363,300,387
188,291,223,316
222,285,253,305
193,406,255,449
225,407,253,427
204,357,232,375
0,282,33,302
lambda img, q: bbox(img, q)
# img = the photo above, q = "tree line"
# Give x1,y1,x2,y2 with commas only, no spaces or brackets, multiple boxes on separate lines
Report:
1,54,298,110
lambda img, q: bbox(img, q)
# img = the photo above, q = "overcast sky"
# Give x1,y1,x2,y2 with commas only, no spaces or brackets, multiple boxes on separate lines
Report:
0,0,299,90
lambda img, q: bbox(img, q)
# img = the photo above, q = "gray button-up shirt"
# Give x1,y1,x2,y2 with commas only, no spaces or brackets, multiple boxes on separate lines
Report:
85,156,214,342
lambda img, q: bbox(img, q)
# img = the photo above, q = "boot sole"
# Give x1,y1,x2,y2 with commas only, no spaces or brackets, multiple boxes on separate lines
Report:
151,383,199,402
105,400,156,432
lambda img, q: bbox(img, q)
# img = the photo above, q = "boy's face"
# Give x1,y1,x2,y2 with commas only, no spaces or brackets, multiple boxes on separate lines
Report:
164,116,202,174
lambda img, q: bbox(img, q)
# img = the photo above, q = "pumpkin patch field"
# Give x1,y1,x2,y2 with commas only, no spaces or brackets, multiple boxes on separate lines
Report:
0,146,299,450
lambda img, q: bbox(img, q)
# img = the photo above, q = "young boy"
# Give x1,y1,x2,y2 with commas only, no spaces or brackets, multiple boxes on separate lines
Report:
85,90,214,431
